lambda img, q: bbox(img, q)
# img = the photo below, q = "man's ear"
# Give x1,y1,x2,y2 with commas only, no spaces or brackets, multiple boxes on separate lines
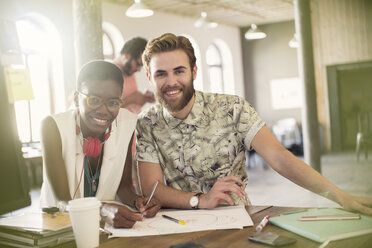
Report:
192,65,197,81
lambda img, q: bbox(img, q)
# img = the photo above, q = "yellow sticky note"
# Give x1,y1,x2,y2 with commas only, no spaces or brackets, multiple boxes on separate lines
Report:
4,67,34,103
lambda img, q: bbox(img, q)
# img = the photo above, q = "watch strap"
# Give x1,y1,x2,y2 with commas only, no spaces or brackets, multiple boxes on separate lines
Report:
191,192,203,209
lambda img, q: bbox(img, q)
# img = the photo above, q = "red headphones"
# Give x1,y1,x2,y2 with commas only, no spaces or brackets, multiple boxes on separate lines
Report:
75,116,112,158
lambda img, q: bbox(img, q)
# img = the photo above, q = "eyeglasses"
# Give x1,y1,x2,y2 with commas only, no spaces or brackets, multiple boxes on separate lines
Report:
79,92,122,112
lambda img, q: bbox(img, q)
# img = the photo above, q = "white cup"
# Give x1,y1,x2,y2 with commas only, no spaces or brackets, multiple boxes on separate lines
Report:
68,197,101,248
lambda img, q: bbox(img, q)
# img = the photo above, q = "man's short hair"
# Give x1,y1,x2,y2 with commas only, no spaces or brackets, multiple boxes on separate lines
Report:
142,33,196,74
77,60,124,92
120,37,148,60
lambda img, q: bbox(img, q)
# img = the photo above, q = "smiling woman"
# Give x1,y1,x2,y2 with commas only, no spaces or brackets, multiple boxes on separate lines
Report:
39,60,161,228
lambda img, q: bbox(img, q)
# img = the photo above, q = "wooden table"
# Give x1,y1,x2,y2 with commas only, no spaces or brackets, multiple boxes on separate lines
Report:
97,206,372,248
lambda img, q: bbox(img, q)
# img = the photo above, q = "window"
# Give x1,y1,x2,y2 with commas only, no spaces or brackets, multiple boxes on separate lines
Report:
180,34,203,91
15,15,64,143
102,22,124,61
102,31,115,60
206,40,235,95
206,44,224,93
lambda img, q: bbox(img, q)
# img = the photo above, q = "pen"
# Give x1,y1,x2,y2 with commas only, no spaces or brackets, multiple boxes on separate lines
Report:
299,214,360,221
141,180,159,217
99,227,113,236
162,214,186,225
255,215,270,232
146,180,160,206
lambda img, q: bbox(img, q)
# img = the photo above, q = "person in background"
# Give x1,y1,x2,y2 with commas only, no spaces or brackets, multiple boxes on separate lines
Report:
40,60,160,228
114,37,155,114
135,33,372,215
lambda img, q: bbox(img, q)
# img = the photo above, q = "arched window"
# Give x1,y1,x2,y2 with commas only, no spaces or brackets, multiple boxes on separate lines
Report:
102,31,115,60
206,40,235,95
15,14,64,143
102,22,124,61
206,43,224,93
180,34,203,91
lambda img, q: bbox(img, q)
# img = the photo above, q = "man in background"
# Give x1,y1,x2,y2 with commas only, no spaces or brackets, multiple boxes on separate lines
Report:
114,37,155,114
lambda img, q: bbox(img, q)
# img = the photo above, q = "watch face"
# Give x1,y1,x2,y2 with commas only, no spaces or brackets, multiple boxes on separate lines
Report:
190,196,199,207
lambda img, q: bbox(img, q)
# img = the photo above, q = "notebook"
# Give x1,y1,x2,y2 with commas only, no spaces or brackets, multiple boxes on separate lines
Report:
269,208,372,243
0,212,73,247
0,212,71,232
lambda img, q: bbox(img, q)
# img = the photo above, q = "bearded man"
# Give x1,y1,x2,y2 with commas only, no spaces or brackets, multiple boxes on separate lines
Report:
135,33,372,215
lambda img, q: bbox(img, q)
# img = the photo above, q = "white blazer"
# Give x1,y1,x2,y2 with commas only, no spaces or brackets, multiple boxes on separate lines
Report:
40,108,137,207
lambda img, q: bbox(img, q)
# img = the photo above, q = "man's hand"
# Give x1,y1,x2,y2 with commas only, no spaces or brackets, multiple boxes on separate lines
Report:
100,203,143,228
198,175,246,209
339,193,372,216
134,195,161,218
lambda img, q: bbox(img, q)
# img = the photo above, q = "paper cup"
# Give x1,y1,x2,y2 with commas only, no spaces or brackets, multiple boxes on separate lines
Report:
68,197,101,248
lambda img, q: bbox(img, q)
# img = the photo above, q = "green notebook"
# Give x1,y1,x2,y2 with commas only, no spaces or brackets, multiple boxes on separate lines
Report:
269,208,372,243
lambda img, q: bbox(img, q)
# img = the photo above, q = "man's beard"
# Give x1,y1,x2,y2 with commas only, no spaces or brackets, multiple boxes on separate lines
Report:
123,61,133,76
156,79,195,113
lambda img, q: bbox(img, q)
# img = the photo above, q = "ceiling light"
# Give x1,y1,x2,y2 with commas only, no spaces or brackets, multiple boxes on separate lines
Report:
126,0,153,18
194,12,218,28
244,24,266,40
288,33,299,48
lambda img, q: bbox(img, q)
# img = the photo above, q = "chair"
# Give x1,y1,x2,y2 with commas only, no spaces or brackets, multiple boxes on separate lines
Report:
356,111,372,162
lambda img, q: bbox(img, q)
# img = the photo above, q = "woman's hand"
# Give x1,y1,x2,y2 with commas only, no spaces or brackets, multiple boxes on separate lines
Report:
134,195,161,218
100,203,143,228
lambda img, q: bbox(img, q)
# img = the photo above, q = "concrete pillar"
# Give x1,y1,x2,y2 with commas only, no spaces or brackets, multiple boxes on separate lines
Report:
293,0,321,172
73,0,103,71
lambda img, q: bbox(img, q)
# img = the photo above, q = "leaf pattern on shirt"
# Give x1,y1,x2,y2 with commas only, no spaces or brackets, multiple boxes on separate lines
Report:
135,91,265,205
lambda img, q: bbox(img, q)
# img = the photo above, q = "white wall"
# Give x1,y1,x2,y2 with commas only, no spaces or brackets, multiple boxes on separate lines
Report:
0,0,246,110
241,21,301,124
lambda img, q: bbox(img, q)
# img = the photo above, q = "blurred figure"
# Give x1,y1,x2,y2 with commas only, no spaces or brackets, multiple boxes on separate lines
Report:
114,37,155,114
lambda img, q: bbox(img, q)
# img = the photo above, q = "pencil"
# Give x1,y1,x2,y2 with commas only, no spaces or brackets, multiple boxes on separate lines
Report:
299,214,360,221
162,214,186,225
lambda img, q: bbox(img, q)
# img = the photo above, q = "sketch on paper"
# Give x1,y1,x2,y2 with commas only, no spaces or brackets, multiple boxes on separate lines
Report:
107,205,253,237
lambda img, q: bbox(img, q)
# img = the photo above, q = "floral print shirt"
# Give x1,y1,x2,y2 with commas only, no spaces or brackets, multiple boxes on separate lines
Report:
135,91,265,205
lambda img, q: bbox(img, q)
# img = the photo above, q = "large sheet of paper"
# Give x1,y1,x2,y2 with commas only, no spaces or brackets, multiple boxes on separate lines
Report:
107,205,253,237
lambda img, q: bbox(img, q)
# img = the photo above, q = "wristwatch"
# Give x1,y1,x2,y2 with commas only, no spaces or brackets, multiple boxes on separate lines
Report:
189,192,203,209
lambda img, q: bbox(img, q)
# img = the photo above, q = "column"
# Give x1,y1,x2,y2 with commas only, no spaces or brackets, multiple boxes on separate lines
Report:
293,0,321,172
73,0,103,71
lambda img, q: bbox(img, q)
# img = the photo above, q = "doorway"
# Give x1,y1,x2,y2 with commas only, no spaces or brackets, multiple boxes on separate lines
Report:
327,61,372,151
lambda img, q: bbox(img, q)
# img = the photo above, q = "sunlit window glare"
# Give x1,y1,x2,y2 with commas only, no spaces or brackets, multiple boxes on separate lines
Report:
15,19,54,143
